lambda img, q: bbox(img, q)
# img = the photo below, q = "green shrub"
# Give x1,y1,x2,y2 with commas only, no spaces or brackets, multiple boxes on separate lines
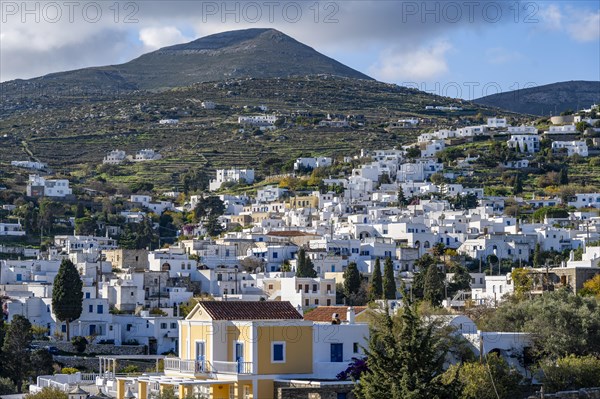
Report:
540,355,600,392
71,336,88,353
24,387,68,399
121,365,140,374
0,377,17,395
60,367,79,375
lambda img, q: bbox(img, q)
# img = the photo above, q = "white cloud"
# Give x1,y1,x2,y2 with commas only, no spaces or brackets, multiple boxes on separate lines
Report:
566,11,600,42
536,4,599,43
539,4,563,31
368,41,452,82
139,27,191,50
485,47,523,65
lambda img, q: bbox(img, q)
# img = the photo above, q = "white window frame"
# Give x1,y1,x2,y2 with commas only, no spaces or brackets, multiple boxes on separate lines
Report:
271,341,286,363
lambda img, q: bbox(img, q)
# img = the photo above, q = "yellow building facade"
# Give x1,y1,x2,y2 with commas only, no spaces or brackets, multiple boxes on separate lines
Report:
116,301,315,399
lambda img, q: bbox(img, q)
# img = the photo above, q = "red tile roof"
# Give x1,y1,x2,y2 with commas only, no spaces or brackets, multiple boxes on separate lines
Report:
199,301,303,321
303,306,368,322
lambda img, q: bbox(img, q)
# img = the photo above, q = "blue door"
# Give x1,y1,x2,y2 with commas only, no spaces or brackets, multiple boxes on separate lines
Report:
196,341,205,371
235,342,244,372
330,343,343,362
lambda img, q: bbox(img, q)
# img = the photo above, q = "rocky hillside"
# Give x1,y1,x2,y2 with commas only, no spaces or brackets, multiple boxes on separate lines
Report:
473,81,600,116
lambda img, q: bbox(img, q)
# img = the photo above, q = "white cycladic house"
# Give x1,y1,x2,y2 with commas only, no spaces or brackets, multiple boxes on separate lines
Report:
551,141,588,157
294,157,333,171
238,115,277,125
487,118,507,128
209,169,255,191
545,125,577,134
256,186,287,203
103,150,127,164
508,125,537,134
568,193,600,209
132,149,161,162
507,135,540,153
26,175,72,197
11,161,47,170
0,222,26,236
457,125,487,137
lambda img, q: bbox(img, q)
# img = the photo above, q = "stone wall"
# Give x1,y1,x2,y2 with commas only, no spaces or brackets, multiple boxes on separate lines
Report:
34,340,147,355
274,381,356,399
528,388,600,399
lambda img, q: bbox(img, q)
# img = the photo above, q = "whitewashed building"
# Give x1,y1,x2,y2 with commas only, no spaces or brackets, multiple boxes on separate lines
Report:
487,118,508,128
568,193,600,209
103,150,127,164
551,141,588,157
507,135,540,153
132,149,161,162
27,175,72,197
209,169,255,191
294,157,333,171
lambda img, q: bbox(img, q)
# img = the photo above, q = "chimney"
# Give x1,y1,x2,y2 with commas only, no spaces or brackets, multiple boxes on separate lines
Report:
347,307,355,324
331,312,340,325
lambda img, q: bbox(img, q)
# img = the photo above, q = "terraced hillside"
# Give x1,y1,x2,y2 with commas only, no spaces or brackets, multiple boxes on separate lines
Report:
0,76,516,190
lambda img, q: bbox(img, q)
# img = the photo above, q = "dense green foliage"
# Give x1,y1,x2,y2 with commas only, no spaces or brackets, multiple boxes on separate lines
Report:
444,353,523,399
423,264,446,306
24,387,69,399
447,265,471,297
1,315,33,392
71,336,88,353
478,289,600,358
355,299,459,399
539,355,600,392
30,349,54,378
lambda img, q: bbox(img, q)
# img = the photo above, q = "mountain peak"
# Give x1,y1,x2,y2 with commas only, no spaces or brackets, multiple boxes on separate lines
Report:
1,28,371,94
156,28,290,53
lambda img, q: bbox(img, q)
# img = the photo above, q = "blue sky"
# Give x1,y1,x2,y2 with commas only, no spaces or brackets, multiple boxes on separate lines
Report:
1,0,598,99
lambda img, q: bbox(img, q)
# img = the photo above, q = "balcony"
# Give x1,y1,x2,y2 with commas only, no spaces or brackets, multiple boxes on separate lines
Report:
164,358,254,375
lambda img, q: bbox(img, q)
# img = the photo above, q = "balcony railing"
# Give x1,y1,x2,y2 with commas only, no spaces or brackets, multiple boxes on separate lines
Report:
212,360,253,374
164,358,253,375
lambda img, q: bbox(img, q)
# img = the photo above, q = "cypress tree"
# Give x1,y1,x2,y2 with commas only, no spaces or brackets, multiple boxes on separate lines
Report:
398,188,407,208
52,258,83,341
344,262,362,297
296,248,317,278
513,173,523,194
370,258,383,301
382,257,396,299
533,243,542,267
559,167,569,185
423,264,445,307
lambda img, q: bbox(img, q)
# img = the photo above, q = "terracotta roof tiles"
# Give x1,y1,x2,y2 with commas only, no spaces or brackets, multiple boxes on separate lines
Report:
303,306,368,322
199,301,303,321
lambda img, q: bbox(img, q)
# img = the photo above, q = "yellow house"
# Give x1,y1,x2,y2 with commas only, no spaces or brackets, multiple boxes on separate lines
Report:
287,195,319,209
113,301,367,399
116,301,313,399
